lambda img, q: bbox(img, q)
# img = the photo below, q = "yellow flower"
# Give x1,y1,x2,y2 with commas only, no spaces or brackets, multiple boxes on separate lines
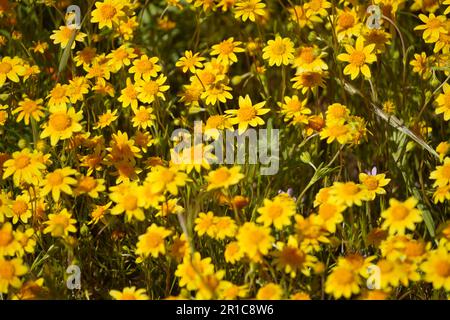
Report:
274,236,316,277
41,167,77,202
46,83,69,110
225,94,269,133
40,106,83,146
236,222,274,262
381,197,423,235
107,45,137,72
262,36,295,66
146,165,188,195
293,46,328,72
414,13,447,43
109,182,146,221
291,71,326,94
257,194,296,230
256,283,283,300
75,175,106,198
305,0,331,17
201,82,233,106
43,209,77,237
8,194,32,224
430,157,450,187
421,245,450,291
136,75,170,104
2,148,46,186
131,106,156,129
118,78,139,109
135,224,172,259
175,252,214,291
129,55,162,81
234,0,266,22
75,47,97,67
49,26,86,49
295,214,330,251
195,211,216,237
66,77,89,104
320,122,351,144
0,257,27,294
15,228,37,256
0,191,12,222
13,98,44,125
376,258,411,289
88,202,112,225
329,181,367,207
0,223,20,256
224,241,244,264
110,287,149,300
91,0,125,29
278,95,311,121
211,37,245,64
325,265,360,299
206,166,244,191
94,109,118,129
436,142,450,161
176,50,205,73
435,83,450,121
0,56,25,87
358,171,391,200
317,202,345,233
337,37,377,79
335,8,362,41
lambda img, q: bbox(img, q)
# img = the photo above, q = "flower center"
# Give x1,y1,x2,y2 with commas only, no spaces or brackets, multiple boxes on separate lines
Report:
0,261,15,280
391,205,409,220
335,268,354,284
338,13,355,29
14,154,31,169
79,176,97,192
49,113,72,131
143,81,159,95
0,229,13,247
12,200,28,215
219,42,234,55
136,60,153,73
51,86,66,99
427,18,442,29
101,4,117,19
21,101,39,113
268,204,283,219
0,62,12,74
213,168,231,183
363,176,379,190
300,48,315,64
237,106,256,121
272,43,287,56
146,233,163,249
123,194,138,211
350,51,366,67
47,171,64,186
435,260,450,277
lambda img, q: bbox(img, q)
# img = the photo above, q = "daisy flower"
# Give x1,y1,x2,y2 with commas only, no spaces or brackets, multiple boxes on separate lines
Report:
225,95,269,133
262,36,295,66
337,37,377,80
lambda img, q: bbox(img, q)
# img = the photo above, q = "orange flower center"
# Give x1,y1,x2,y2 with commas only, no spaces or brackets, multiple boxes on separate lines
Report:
47,171,64,186
0,229,13,246
78,176,97,192
350,50,366,67
49,113,72,131
299,47,315,64
391,205,409,220
136,60,154,74
435,260,450,277
267,204,283,219
338,13,355,29
21,100,39,113
272,42,287,55
427,18,442,30
237,106,256,121
12,200,27,215
14,154,31,169
0,261,15,280
0,62,12,74
146,232,163,249
100,4,117,19
213,168,231,183
363,176,379,190
334,268,354,284
218,41,235,55
123,194,138,211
